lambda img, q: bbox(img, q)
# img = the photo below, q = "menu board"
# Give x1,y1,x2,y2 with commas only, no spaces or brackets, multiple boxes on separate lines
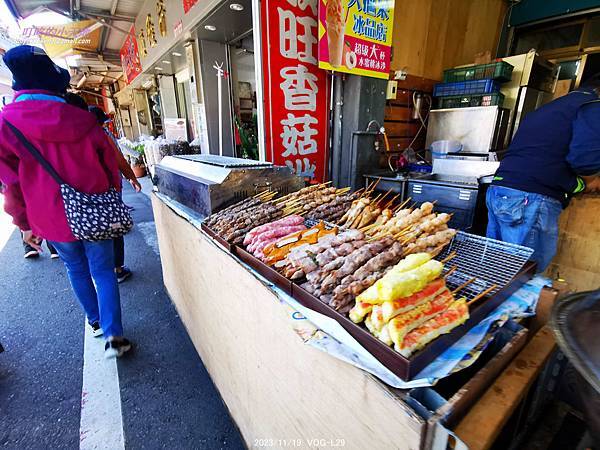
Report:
318,0,394,79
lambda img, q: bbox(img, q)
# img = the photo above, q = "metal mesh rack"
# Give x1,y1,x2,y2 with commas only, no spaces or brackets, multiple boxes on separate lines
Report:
175,154,273,168
436,231,534,301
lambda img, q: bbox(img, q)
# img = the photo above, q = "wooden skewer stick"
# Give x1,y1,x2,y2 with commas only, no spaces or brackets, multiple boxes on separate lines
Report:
443,266,458,279
394,197,412,212
376,189,392,206
452,277,477,295
467,284,499,307
336,187,352,195
383,193,401,209
365,178,381,196
440,251,457,264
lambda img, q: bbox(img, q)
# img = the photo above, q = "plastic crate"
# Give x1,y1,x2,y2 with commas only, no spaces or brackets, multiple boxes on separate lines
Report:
434,92,505,109
443,61,514,83
433,79,500,97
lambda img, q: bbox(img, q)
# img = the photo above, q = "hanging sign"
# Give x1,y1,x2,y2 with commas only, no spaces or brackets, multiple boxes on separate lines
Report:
261,0,330,182
183,0,199,14
318,0,394,79
120,27,143,84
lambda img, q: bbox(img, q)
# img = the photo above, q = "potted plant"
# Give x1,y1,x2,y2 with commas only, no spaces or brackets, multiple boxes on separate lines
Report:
131,143,147,177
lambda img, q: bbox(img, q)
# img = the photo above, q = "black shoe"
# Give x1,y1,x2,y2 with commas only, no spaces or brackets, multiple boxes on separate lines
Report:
90,322,103,338
116,266,132,283
104,337,132,359
24,244,39,259
50,252,60,260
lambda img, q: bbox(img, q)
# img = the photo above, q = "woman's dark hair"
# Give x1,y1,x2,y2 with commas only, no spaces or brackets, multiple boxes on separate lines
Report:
63,92,88,110
88,105,109,124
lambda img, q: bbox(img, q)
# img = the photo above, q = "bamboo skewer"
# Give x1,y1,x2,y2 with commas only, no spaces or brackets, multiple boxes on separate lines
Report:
443,266,458,279
383,193,401,209
441,251,457,264
394,197,412,212
365,178,381,196
467,284,499,307
452,277,477,295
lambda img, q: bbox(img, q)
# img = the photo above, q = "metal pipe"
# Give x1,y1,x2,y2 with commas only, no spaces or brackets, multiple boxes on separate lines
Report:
331,73,344,186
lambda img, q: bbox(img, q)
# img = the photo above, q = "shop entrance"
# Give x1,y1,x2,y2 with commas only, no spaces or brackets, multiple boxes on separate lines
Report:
194,0,256,158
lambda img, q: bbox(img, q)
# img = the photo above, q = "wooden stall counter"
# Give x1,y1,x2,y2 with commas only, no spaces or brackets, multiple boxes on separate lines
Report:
152,194,425,450
152,194,561,450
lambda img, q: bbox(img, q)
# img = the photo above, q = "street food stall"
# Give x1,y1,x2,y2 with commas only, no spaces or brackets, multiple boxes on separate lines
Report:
131,0,600,447
150,153,562,449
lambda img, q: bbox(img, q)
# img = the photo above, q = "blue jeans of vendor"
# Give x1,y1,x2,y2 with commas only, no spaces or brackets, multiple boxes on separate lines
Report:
486,186,563,272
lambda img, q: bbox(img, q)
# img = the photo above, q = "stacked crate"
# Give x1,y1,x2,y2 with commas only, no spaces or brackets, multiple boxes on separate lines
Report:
433,61,513,109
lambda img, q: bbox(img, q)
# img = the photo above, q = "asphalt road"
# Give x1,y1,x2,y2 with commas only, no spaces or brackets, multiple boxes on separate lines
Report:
0,180,244,449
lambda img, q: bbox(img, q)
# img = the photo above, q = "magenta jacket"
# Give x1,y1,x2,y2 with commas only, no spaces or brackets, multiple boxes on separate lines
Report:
0,90,121,242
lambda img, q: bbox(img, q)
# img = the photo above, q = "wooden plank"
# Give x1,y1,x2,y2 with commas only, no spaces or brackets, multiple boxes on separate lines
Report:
384,105,413,122
385,121,422,138
549,194,600,291
528,286,560,337
151,195,426,450
434,328,529,429
387,136,426,152
391,0,506,79
453,326,556,450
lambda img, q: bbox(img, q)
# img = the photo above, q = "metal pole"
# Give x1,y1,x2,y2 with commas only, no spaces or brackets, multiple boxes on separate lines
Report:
331,73,344,187
252,0,267,161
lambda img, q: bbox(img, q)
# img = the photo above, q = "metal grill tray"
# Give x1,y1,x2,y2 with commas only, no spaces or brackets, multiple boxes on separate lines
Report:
436,232,535,302
200,223,236,253
175,154,273,168
291,261,536,380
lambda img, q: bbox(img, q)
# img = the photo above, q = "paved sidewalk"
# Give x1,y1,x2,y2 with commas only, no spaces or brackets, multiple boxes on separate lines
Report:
0,179,244,449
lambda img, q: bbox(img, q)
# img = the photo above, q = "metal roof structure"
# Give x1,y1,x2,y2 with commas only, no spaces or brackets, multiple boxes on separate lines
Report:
6,0,144,89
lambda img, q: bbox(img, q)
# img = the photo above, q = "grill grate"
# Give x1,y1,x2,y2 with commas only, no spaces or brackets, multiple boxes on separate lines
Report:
175,154,273,168
436,231,534,301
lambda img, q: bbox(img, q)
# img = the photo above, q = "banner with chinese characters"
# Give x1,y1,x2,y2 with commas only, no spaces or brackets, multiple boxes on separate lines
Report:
120,27,142,84
261,0,330,182
318,0,394,79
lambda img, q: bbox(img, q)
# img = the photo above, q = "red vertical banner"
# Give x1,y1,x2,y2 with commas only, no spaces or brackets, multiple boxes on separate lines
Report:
119,27,142,84
261,0,330,182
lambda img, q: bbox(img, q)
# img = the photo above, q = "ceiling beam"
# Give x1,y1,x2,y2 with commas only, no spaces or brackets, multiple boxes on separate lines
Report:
79,10,134,23
77,10,131,35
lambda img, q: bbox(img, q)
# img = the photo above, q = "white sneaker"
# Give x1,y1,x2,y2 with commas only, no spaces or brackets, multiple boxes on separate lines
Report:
90,322,103,338
104,337,132,359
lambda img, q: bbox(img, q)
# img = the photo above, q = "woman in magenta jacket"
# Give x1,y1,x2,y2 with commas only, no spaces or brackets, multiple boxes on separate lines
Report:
0,46,131,358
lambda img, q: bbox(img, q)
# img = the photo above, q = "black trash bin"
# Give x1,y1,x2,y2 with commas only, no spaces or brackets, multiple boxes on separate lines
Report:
551,290,600,447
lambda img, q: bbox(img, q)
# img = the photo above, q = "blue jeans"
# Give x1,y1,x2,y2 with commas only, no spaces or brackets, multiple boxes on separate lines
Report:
50,240,123,338
486,185,563,272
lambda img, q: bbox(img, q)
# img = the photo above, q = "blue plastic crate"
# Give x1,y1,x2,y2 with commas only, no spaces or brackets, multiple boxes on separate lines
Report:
433,79,500,97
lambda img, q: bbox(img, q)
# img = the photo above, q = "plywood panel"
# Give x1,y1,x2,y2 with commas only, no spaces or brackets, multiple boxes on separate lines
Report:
152,196,425,450
548,195,600,291
391,0,507,80
391,0,433,76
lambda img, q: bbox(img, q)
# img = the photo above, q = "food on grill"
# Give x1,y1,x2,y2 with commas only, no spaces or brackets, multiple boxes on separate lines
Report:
349,301,373,323
357,258,444,304
397,298,469,357
387,289,454,349
279,229,365,279
263,223,338,265
381,278,447,322
329,241,404,311
404,229,457,256
243,215,305,246
304,193,356,223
